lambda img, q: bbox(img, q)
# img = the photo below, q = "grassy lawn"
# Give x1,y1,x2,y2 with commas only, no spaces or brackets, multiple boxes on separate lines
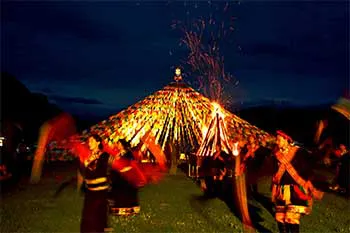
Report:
0,163,349,233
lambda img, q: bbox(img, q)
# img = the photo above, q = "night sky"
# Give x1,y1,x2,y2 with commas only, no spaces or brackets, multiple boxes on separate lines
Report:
2,1,349,118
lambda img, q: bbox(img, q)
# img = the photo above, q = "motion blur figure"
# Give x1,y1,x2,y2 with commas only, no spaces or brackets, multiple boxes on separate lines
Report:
271,131,323,233
29,113,167,232
329,144,349,195
201,143,227,197
108,139,141,217
80,134,111,233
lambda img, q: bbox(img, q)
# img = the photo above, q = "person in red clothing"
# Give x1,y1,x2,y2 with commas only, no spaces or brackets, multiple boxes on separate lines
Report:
271,130,323,233
79,135,149,233
79,134,112,233
239,130,324,233
108,139,141,216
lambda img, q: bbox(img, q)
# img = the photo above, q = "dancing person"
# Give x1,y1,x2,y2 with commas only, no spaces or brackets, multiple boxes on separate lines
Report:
329,144,349,194
108,139,141,217
80,134,112,233
271,130,323,233
29,113,166,231
188,151,198,178
201,143,227,197
61,132,166,233
79,134,153,232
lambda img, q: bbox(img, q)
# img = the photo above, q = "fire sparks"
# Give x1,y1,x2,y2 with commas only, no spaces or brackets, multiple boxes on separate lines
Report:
172,1,238,107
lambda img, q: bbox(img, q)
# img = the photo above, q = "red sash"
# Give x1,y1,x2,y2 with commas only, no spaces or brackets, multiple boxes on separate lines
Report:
273,146,323,200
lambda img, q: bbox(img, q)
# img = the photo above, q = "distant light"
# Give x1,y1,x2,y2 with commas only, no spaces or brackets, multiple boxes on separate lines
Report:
175,68,181,76
179,153,186,160
174,68,182,82
0,137,4,147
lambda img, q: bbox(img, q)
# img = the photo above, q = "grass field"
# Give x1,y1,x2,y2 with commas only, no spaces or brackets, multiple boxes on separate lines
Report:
0,163,349,233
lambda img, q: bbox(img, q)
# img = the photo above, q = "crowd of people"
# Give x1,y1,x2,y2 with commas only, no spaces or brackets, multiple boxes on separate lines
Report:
1,115,348,233
76,134,154,232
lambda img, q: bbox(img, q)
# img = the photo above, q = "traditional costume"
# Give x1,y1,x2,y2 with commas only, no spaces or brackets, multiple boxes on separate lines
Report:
78,138,147,233
80,151,111,233
28,114,165,231
108,148,140,216
272,131,323,233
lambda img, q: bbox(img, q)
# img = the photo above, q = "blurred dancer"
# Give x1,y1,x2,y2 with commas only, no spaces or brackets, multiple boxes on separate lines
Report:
30,113,167,232
271,131,323,233
201,143,227,197
108,139,140,216
80,134,111,233
329,144,349,194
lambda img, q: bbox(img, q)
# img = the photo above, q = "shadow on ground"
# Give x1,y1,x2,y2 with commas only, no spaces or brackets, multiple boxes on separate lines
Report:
220,183,274,233
188,176,274,233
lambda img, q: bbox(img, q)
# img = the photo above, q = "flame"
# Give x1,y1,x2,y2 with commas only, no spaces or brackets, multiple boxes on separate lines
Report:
201,126,208,139
232,142,239,156
211,101,225,119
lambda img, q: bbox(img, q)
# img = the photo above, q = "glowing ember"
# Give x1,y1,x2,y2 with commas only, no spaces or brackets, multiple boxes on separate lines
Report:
173,2,238,107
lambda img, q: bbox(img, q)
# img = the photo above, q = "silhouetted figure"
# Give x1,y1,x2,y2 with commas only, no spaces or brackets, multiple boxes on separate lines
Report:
188,152,198,178
201,144,227,197
329,145,350,195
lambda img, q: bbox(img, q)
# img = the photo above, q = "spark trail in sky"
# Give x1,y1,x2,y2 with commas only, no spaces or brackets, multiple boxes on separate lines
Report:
172,1,239,107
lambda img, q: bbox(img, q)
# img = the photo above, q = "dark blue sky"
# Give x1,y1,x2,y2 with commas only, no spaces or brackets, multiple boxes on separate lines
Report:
2,1,349,117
